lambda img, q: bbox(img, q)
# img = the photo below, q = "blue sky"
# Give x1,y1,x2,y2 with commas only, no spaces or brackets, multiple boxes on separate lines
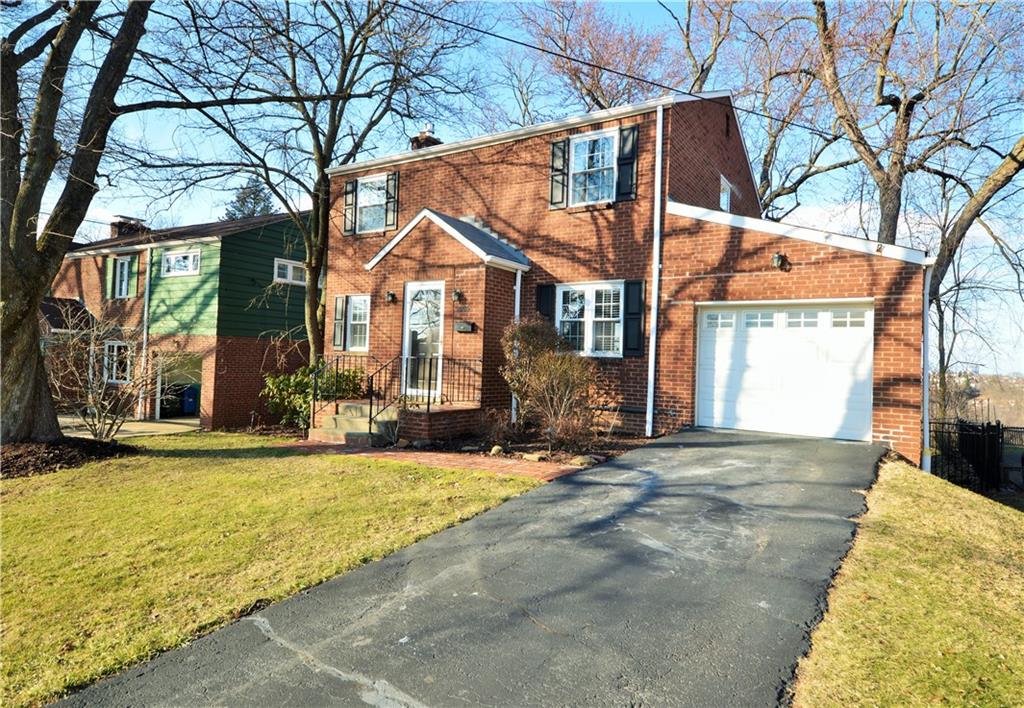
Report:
40,1,1024,374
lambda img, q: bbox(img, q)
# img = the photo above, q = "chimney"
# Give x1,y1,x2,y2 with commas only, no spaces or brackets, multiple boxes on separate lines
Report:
110,215,146,239
410,121,442,151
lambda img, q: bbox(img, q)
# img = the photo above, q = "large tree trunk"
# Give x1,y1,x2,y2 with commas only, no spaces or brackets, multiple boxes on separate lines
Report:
1,311,61,442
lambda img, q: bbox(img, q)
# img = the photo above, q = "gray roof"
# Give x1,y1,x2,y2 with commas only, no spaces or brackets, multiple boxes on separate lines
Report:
69,212,309,252
426,209,529,267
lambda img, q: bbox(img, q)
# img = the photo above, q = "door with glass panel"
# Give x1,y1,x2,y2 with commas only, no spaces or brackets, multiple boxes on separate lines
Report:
402,281,444,398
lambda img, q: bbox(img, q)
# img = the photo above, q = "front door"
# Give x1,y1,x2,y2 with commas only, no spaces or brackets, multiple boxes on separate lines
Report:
402,281,444,398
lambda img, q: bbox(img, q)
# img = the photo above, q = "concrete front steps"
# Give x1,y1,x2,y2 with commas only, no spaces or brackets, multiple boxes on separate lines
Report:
308,402,397,447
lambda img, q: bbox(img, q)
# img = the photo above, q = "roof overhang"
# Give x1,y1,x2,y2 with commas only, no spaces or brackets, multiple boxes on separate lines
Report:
328,91,738,178
65,235,220,258
666,201,935,266
365,209,530,273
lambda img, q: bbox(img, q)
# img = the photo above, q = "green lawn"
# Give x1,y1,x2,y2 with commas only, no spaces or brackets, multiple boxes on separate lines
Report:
794,460,1024,706
0,432,540,707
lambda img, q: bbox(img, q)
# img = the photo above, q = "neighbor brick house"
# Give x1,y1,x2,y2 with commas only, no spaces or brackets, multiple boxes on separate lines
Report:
51,213,310,428
316,92,934,463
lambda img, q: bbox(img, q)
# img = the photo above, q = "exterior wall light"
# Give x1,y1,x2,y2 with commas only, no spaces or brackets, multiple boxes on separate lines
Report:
386,291,397,303
771,252,786,270
452,289,464,302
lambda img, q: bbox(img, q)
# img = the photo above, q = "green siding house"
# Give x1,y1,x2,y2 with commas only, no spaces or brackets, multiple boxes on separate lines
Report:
53,213,312,428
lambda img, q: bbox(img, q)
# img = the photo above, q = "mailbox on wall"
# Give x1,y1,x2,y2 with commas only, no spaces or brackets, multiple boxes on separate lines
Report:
454,320,475,333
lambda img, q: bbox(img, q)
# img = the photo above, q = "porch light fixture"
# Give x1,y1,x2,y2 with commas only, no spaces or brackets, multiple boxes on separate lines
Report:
452,289,464,302
386,290,397,303
771,252,785,270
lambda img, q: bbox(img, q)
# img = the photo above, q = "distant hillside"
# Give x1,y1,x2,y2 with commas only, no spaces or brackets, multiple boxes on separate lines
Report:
975,375,1024,426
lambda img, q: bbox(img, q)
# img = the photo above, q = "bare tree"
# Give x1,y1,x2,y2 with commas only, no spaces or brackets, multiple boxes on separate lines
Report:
44,302,193,441
119,0,481,361
659,0,736,93
2,2,152,442
812,0,1023,257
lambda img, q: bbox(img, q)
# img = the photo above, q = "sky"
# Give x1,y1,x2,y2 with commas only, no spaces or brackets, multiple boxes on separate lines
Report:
35,1,1024,375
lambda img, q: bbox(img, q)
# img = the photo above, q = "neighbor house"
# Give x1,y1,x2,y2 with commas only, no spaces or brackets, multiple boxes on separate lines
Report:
315,92,934,463
50,213,310,428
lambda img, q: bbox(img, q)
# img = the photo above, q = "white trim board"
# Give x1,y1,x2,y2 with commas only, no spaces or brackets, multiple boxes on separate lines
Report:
695,297,874,307
66,235,220,258
328,91,747,177
364,208,529,272
666,201,934,266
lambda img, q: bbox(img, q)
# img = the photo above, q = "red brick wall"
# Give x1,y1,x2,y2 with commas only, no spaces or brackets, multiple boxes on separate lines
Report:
665,100,761,217
52,252,147,328
399,407,485,442
655,215,924,460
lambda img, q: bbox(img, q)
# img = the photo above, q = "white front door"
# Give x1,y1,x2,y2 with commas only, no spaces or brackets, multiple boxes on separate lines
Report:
696,304,874,441
402,281,444,398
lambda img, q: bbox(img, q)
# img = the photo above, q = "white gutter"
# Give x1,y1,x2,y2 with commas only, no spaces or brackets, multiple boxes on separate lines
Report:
644,105,665,438
136,246,153,420
511,269,523,424
922,263,934,472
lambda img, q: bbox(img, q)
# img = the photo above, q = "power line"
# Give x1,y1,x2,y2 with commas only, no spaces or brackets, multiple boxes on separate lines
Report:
388,0,1007,184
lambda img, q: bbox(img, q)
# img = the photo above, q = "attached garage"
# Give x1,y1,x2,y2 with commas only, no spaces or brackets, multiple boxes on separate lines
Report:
696,301,874,442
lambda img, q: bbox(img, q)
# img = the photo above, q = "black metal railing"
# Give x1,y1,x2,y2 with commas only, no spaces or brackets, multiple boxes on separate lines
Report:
310,354,376,425
930,419,1003,492
367,356,482,433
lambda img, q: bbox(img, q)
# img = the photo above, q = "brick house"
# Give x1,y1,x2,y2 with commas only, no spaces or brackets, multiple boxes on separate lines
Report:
319,92,933,463
50,213,311,428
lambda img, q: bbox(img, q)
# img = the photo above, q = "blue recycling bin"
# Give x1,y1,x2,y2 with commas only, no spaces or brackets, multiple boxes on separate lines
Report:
182,384,200,415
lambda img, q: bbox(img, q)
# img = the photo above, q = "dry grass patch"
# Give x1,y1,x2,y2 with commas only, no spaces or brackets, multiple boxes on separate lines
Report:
1,432,540,706
794,460,1024,706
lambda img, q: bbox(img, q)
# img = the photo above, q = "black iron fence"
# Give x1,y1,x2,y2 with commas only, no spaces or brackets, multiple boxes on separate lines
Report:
929,420,1003,492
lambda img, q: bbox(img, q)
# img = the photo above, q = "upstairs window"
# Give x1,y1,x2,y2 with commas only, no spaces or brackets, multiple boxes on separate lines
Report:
273,258,306,286
162,250,200,276
570,131,617,206
555,281,624,356
719,175,733,212
114,257,132,298
356,175,388,232
103,341,131,384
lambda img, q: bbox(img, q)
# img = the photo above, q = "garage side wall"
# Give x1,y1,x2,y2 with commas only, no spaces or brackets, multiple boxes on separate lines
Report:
656,216,925,462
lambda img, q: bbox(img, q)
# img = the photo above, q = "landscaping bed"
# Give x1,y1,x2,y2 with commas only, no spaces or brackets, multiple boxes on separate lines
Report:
1,431,539,706
793,459,1024,706
411,431,650,466
0,437,137,479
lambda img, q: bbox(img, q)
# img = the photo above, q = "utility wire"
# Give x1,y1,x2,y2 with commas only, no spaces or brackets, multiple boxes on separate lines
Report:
387,0,1009,184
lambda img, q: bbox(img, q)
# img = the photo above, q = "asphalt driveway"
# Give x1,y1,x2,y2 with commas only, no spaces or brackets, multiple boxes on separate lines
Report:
62,429,883,707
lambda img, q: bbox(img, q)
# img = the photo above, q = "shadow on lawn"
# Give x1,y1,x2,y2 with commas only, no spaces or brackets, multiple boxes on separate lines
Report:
141,446,321,460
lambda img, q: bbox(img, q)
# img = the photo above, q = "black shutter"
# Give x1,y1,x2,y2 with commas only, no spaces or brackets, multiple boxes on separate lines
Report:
384,172,399,229
536,284,555,321
616,125,638,202
549,139,568,208
623,279,644,357
343,179,357,234
333,295,347,348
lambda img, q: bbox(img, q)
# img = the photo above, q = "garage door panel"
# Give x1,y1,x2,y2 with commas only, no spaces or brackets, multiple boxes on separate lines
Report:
697,306,873,441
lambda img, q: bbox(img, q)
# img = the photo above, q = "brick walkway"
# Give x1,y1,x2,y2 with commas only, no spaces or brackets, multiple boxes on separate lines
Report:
277,441,577,481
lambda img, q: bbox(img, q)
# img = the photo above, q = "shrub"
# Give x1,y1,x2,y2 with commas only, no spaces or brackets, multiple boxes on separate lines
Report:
499,317,596,451
260,365,365,428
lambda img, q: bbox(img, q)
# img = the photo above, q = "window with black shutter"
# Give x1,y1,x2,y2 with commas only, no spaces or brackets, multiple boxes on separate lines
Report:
622,279,644,357
385,172,399,229
342,179,357,234
549,140,568,208
536,283,555,321
616,125,638,201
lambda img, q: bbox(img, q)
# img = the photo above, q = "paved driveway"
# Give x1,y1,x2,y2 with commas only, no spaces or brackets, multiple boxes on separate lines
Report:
63,430,882,707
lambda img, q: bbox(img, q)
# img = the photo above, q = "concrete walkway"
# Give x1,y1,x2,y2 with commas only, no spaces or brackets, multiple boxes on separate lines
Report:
62,429,882,707
59,416,200,439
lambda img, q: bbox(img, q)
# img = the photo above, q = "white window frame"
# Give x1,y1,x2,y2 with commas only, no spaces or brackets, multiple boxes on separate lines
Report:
832,309,867,328
554,280,625,358
568,129,618,207
787,310,819,328
273,258,306,287
355,173,388,234
103,341,131,384
705,311,735,329
743,311,774,328
162,250,201,277
344,295,370,352
113,256,132,298
719,175,733,212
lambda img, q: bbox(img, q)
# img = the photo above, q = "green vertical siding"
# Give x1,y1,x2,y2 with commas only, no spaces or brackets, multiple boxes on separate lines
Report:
216,221,309,339
148,242,221,336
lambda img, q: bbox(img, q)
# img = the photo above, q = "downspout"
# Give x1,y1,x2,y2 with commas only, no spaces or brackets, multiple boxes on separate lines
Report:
921,261,935,472
644,104,665,437
511,268,523,423
136,246,153,420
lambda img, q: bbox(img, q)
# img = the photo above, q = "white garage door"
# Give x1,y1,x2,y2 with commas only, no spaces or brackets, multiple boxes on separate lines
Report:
696,304,873,441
